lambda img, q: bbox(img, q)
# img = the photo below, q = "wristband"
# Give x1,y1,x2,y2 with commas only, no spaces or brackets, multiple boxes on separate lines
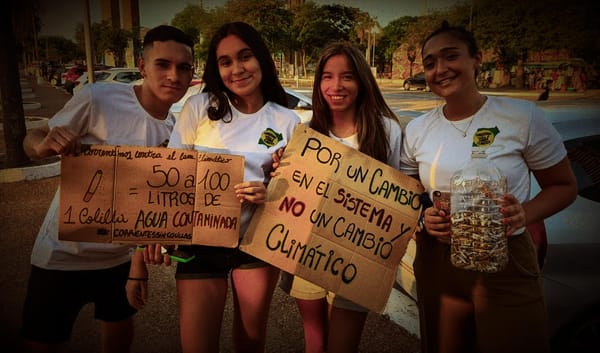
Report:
127,277,148,281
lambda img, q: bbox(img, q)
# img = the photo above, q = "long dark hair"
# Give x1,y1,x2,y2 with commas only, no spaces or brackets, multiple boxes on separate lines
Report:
202,22,288,121
310,41,398,163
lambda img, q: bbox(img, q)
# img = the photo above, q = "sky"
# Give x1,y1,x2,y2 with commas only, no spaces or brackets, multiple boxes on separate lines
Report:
38,0,459,40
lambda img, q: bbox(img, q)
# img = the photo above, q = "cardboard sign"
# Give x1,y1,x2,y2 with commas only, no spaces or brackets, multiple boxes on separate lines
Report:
59,145,244,247
240,127,424,313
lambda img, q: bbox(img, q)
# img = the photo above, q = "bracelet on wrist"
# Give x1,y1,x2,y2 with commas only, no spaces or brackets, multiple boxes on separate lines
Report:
127,277,148,281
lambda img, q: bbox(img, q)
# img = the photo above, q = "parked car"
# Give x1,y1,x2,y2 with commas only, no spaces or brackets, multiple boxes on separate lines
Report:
394,104,600,352
403,72,428,91
284,88,312,123
534,106,600,353
72,68,142,95
190,74,203,86
62,64,112,94
169,82,202,118
170,86,313,123
61,65,85,86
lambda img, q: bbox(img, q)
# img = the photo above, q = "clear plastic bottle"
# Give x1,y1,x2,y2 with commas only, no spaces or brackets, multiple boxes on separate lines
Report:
450,148,508,272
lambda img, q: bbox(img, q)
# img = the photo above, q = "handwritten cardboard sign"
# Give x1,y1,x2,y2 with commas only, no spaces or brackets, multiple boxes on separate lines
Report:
240,127,424,313
59,145,244,247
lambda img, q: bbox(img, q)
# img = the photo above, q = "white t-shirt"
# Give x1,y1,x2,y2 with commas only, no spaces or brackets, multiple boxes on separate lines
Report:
401,96,566,219
168,92,300,237
328,117,402,169
32,83,175,270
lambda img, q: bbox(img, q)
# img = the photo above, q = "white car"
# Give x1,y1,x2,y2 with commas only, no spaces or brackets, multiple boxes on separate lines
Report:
170,83,203,118
170,85,313,123
392,103,600,352
73,68,142,95
284,88,313,123
534,105,600,352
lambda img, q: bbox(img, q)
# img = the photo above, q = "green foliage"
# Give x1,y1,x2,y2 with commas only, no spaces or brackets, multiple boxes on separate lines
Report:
75,21,132,66
221,0,292,50
170,4,207,64
36,0,600,82
171,4,205,45
319,4,361,43
472,0,599,69
377,16,418,65
38,36,81,63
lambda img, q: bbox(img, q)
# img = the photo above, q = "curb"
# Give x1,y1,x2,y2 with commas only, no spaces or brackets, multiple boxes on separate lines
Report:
0,116,59,183
0,158,61,183
23,102,42,110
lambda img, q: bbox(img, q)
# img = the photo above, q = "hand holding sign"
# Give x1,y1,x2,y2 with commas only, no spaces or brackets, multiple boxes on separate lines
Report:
59,145,244,247
240,127,424,313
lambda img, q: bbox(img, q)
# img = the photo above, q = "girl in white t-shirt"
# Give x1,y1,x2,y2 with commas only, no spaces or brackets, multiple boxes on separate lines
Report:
133,22,299,353
400,21,577,353
278,41,402,353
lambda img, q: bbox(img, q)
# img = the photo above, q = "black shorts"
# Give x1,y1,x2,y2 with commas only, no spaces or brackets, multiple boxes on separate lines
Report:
175,245,269,279
20,262,136,344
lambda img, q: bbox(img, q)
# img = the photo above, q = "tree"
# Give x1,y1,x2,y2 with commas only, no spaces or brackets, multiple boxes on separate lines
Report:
320,4,361,43
1,1,29,168
353,10,378,67
171,0,294,72
472,0,535,87
472,0,599,87
171,4,207,66
222,0,292,53
290,1,335,77
378,16,418,77
75,21,131,66
394,12,446,78
11,0,40,71
171,4,205,44
39,35,81,63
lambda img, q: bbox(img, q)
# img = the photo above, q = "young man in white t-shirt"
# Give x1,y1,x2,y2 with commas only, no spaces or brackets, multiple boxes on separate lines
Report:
20,25,194,353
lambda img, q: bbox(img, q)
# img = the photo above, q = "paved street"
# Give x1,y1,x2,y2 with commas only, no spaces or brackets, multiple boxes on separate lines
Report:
1,77,420,353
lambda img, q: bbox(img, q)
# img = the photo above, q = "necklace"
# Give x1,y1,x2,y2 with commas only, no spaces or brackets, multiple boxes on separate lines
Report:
444,96,487,138
449,117,474,138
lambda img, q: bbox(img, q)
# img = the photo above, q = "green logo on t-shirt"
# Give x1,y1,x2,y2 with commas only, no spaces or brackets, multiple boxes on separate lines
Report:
258,128,283,148
472,126,499,148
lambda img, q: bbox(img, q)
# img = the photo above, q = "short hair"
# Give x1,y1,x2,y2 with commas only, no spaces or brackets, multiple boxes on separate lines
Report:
143,25,194,55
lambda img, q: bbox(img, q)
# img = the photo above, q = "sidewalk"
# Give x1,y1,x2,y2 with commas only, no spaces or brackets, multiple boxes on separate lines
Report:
0,75,70,182
21,77,73,118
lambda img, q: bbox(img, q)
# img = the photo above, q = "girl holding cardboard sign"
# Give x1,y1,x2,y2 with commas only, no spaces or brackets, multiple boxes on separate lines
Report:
130,22,299,353
278,41,402,353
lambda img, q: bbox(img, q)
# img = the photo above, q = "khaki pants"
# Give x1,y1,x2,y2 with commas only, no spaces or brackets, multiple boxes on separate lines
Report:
414,231,550,353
